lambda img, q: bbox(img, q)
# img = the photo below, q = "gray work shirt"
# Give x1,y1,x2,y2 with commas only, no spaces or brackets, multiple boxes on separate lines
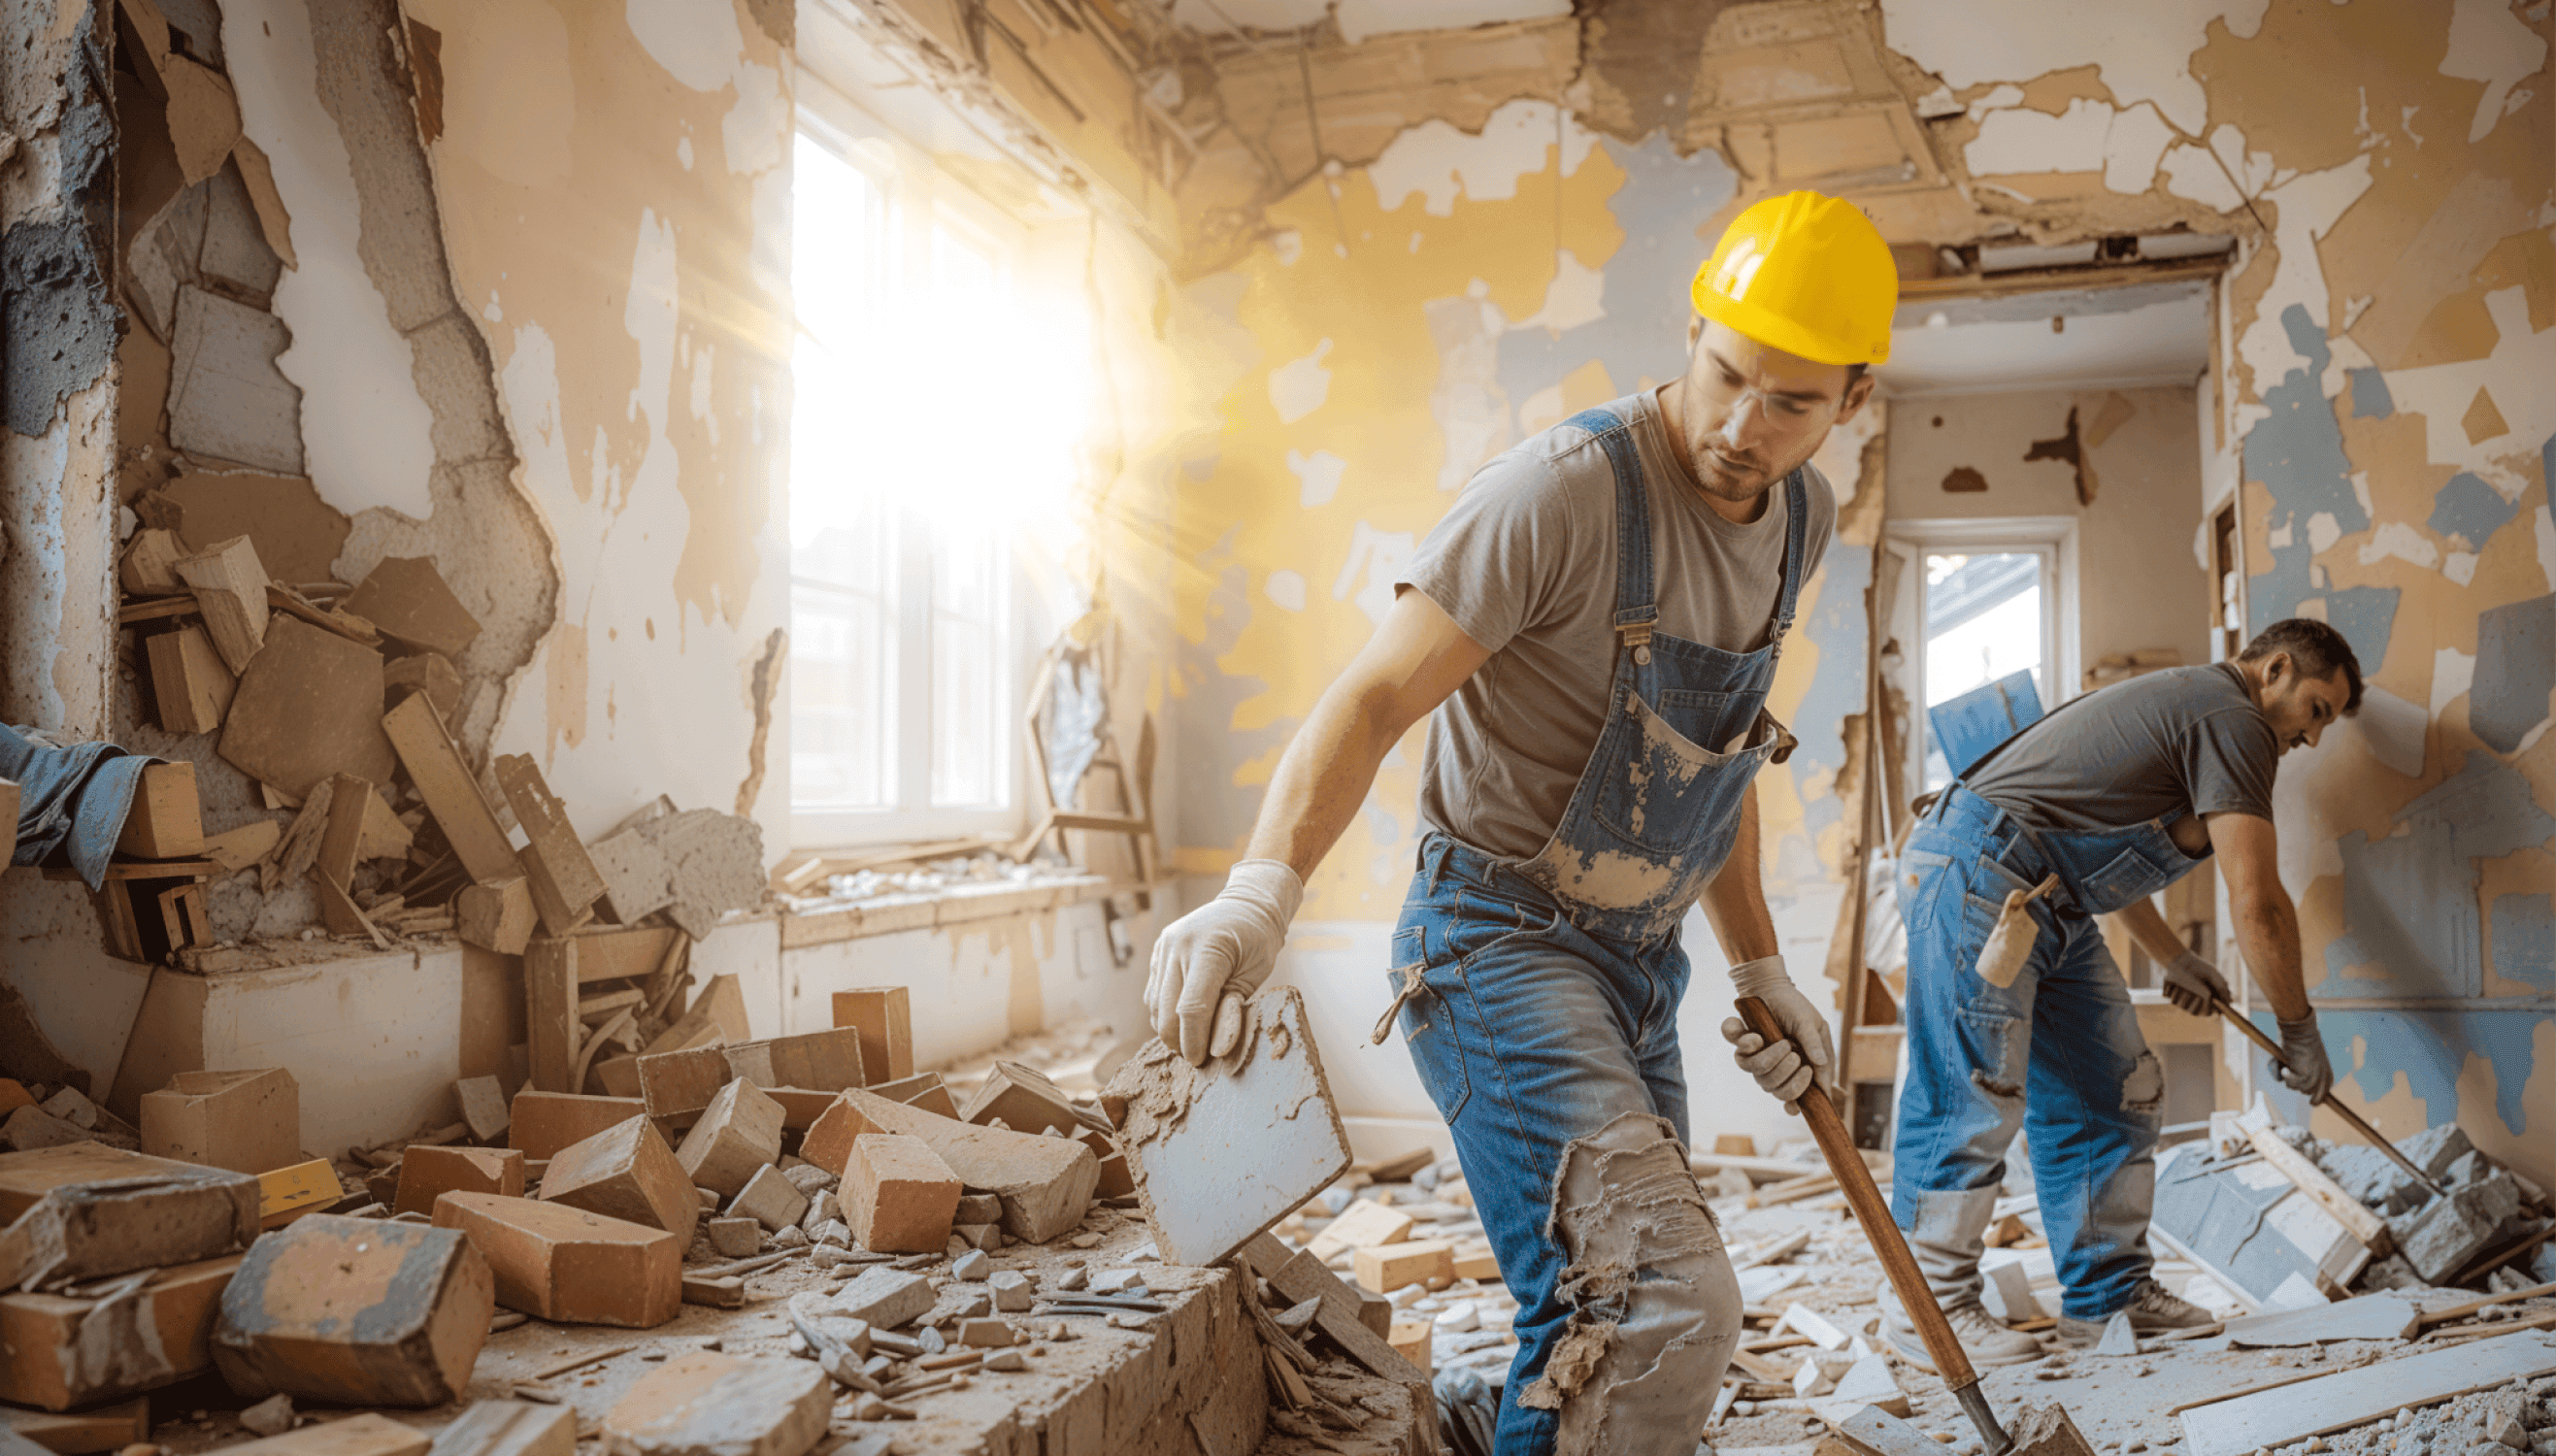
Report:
1964,662,2278,834
1398,388,1837,861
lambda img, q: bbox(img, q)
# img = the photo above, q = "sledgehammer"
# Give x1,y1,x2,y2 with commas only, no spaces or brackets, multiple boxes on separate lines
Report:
1736,999,2079,1456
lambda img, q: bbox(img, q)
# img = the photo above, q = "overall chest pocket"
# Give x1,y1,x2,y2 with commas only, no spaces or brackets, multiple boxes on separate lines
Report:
1591,687,1768,853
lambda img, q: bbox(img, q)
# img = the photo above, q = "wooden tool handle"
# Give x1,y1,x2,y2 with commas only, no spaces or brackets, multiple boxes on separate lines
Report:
2209,1000,2445,1198
1737,997,1981,1391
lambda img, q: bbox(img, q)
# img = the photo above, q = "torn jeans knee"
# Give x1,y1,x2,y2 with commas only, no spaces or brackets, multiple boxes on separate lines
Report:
2120,1049,2164,1114
1518,1111,1740,1455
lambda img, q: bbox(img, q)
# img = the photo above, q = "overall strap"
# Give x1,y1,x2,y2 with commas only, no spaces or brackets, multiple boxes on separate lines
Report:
1561,408,1658,652
1769,468,1809,656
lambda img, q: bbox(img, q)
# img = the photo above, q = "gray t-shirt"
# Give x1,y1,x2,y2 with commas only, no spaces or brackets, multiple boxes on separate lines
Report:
1399,388,1837,860
1964,663,2277,834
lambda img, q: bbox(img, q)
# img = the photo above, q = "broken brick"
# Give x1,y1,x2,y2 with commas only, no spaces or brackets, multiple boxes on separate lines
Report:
705,1217,761,1258
0,1142,260,1290
841,1134,961,1255
212,1213,492,1406
958,1062,1082,1137
0,1252,242,1410
601,1351,829,1456
258,1158,342,1229
393,1145,526,1218
863,1071,959,1119
1354,1239,1453,1295
509,1092,647,1161
433,1193,680,1329
828,1266,935,1329
727,1164,809,1233
830,988,913,1083
805,1089,1094,1244
174,534,270,673
637,1030,866,1119
148,624,236,734
455,1076,509,1144
538,1115,698,1246
116,760,205,859
1309,1199,1413,1262
673,1080,783,1198
140,1067,300,1174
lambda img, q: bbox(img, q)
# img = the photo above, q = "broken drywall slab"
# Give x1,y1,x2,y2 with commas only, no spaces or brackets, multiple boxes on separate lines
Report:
346,557,481,661
1105,987,1353,1267
167,285,303,474
638,811,765,939
2175,1329,2556,1456
197,161,287,301
2151,1142,2372,1311
159,472,351,586
217,616,397,798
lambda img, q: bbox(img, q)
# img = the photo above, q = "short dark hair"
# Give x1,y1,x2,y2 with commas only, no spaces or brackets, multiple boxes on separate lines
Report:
2238,617,2364,713
1845,363,1867,385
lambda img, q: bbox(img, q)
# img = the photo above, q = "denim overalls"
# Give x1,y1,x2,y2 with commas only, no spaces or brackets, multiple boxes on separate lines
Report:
1889,699,2207,1321
1382,408,1804,1454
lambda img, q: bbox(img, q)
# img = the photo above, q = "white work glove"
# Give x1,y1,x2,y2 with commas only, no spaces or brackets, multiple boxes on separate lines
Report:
2274,1012,2334,1104
1145,860,1303,1066
1717,956,1839,1115
2159,950,2232,1017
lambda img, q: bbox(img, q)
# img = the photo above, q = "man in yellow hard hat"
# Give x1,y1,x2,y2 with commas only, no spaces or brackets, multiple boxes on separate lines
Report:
1143,190,1891,1453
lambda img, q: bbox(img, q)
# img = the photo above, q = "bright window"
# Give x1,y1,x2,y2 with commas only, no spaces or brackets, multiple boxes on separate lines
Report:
788,122,1083,845
1916,546,2057,790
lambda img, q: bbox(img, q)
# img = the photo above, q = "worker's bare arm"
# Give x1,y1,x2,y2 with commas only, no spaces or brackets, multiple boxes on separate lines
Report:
2108,896,2190,970
2207,811,2308,1020
1696,782,1778,964
1242,587,1492,882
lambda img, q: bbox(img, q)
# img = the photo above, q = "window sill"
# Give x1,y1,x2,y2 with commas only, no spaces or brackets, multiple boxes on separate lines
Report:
779,873,1166,949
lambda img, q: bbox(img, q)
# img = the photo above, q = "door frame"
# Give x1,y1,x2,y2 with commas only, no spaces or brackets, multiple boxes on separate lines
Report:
1882,515,2083,799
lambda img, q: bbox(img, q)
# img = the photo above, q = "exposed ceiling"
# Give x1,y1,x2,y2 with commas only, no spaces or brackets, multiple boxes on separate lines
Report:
1876,277,2212,397
1170,0,1572,45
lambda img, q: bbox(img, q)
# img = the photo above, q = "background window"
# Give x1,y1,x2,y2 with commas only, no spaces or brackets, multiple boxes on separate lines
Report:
789,128,1040,842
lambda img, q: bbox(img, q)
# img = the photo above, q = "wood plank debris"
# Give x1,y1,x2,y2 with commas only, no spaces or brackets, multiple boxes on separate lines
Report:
2224,1292,2419,1346
457,877,537,955
382,692,519,884
147,624,236,734
173,534,269,673
114,760,204,859
493,755,605,934
2175,1330,2556,1456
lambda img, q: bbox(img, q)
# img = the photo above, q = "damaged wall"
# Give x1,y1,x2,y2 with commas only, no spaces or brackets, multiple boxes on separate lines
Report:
1886,383,2211,680
1876,0,2553,1191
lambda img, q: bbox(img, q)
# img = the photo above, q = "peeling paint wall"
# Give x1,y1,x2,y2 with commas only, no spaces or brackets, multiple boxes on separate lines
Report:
397,0,793,846
1877,0,2553,1190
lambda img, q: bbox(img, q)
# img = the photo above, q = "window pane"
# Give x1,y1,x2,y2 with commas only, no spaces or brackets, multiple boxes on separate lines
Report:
1921,550,2045,789
790,134,897,810
929,519,1005,808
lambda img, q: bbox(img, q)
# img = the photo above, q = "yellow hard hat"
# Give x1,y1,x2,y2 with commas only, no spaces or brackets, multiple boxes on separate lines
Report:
1691,190,1898,367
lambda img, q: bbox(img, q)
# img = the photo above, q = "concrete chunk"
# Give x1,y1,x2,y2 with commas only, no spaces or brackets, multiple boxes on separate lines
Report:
395,1145,525,1218
426,1400,574,1456
807,1091,1093,1245
454,1076,510,1145
433,1193,680,1328
601,1351,828,1456
674,1081,783,1198
213,1213,492,1406
538,1116,699,1245
2399,1176,2521,1283
828,1267,934,1330
705,1217,761,1258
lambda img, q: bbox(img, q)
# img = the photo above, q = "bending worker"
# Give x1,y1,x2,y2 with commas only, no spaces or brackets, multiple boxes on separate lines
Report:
1834,618,2360,1367
1144,190,1890,1454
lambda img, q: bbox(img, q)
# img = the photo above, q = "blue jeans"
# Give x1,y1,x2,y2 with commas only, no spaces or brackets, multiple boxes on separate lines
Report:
1890,790,2166,1320
1391,834,1740,1456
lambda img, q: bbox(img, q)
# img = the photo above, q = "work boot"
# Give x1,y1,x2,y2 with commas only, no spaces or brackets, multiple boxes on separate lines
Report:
1879,1281,2045,1370
2053,1278,2215,1346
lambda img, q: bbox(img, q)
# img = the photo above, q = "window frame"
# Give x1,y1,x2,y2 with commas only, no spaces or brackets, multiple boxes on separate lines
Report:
1885,515,2082,798
786,90,1044,852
